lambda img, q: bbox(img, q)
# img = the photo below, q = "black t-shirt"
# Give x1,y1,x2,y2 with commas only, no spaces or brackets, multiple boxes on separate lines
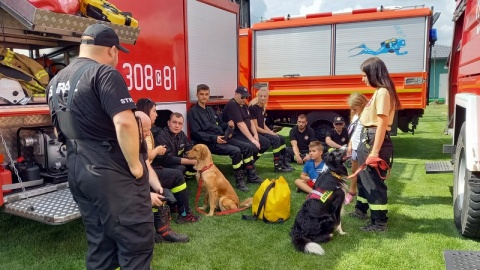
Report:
326,128,350,146
222,99,252,135
48,58,135,142
249,104,265,129
289,126,316,152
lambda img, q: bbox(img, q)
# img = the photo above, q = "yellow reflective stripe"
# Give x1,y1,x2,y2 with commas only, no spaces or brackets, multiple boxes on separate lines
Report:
3,49,14,65
24,81,45,91
243,156,253,164
256,153,263,157
171,182,187,193
185,171,196,176
34,69,49,80
272,144,286,153
369,203,388,211
152,208,158,213
357,196,368,204
233,161,243,169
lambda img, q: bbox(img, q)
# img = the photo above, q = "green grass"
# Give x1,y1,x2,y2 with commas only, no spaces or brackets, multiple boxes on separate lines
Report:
1,104,479,270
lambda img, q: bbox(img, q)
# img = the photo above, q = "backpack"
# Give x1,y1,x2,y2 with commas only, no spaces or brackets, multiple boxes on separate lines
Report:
242,176,291,223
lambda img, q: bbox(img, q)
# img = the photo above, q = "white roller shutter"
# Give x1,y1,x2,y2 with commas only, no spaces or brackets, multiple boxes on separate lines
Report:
254,25,331,78
187,0,238,101
335,17,427,75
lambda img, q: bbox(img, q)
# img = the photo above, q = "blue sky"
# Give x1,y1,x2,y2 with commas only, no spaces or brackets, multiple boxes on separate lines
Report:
250,0,455,46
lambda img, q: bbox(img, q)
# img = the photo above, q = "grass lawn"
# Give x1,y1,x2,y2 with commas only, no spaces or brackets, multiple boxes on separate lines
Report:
1,104,479,270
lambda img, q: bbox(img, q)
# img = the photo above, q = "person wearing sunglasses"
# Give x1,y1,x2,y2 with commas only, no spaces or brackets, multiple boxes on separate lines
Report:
325,116,350,150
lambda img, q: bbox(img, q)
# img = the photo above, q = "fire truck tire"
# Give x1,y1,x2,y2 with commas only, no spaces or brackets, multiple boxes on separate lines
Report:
452,123,480,238
306,111,341,142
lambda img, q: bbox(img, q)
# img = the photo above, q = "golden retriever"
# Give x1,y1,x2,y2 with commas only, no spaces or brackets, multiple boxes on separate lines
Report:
186,144,252,216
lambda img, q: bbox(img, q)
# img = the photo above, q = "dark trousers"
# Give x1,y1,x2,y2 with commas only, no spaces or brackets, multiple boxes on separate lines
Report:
153,166,191,214
233,133,270,162
67,139,154,270
207,142,243,171
285,147,308,162
224,137,255,166
262,133,287,159
356,128,393,223
162,164,196,178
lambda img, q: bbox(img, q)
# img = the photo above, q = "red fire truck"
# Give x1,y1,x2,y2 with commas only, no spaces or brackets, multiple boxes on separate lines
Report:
426,0,480,239
239,6,435,140
0,0,239,224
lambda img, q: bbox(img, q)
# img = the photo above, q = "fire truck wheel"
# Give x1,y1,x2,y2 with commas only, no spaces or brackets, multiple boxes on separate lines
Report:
311,121,331,143
452,123,480,239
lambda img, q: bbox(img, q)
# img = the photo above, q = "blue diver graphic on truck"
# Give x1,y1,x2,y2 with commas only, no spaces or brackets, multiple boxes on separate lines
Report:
349,38,408,57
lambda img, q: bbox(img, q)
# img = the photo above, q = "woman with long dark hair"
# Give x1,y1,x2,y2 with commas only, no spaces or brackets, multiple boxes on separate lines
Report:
350,57,400,232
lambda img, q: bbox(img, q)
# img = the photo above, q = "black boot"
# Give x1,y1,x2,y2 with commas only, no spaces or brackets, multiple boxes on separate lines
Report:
274,156,293,173
245,165,262,183
361,220,388,232
154,205,190,243
283,154,293,170
234,170,249,192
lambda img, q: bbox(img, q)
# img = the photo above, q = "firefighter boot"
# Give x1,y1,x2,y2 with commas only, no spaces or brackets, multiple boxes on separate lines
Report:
274,156,293,173
283,153,293,170
154,205,190,243
361,220,388,232
246,165,263,183
234,169,249,192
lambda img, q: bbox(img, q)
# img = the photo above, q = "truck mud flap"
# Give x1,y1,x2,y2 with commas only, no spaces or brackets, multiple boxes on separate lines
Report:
2,183,80,225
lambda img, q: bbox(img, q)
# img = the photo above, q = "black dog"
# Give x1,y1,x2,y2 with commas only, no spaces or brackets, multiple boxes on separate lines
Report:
290,147,348,255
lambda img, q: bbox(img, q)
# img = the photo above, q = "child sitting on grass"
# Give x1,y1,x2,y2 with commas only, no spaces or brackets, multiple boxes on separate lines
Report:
294,141,325,193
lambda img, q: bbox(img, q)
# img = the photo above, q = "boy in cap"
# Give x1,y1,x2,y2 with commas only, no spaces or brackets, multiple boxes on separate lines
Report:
48,22,154,270
221,86,270,189
325,116,350,149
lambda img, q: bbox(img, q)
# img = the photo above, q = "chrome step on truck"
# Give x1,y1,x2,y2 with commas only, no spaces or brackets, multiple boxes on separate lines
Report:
3,183,80,225
425,145,455,174
0,0,139,224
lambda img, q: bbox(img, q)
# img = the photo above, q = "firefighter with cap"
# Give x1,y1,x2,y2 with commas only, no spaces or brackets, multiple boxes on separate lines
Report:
325,116,350,149
221,86,270,187
48,23,154,270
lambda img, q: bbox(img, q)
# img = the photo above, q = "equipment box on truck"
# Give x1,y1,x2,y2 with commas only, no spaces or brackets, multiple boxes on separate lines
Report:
239,6,435,140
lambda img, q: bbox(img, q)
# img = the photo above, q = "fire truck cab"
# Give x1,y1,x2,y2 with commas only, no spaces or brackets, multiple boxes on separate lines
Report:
426,0,480,239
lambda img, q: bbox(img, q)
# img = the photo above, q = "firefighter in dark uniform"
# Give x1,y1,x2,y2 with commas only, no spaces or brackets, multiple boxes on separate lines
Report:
188,84,253,191
152,112,197,179
47,23,154,270
325,116,350,149
222,86,270,184
286,114,317,164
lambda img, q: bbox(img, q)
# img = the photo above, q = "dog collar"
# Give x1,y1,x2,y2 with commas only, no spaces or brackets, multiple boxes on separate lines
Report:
307,188,333,202
199,164,214,173
331,171,344,180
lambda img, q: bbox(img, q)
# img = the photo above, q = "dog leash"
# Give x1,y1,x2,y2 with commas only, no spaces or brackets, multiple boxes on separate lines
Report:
194,165,251,216
347,156,391,180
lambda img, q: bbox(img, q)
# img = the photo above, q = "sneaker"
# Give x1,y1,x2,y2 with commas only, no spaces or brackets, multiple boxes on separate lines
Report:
349,208,368,220
155,230,190,243
361,221,387,232
344,192,356,205
176,212,201,224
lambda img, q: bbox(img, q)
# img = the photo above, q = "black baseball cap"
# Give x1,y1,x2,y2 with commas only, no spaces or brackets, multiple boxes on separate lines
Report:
81,23,129,53
333,116,345,124
235,86,250,98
